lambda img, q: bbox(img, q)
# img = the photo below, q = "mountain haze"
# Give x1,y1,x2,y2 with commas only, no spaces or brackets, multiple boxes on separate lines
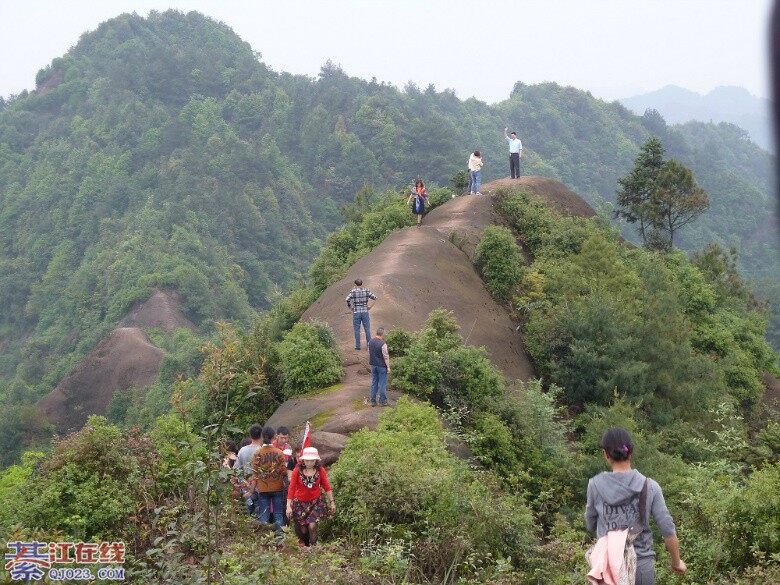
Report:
621,84,774,152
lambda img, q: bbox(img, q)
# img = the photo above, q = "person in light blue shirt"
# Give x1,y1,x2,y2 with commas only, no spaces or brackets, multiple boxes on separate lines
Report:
504,127,523,178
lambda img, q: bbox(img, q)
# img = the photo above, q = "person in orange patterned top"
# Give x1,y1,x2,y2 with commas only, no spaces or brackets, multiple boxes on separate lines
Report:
250,426,287,538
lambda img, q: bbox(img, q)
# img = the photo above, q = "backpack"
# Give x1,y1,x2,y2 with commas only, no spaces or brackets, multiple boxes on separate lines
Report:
586,479,648,585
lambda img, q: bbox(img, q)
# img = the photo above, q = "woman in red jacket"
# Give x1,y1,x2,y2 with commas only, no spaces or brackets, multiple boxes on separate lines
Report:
286,447,335,547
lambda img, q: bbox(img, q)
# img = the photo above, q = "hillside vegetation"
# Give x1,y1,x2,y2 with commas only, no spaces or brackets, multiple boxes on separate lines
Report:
0,12,776,463
1,180,777,584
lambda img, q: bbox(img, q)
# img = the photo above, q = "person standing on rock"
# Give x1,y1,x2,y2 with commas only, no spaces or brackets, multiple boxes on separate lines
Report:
407,178,428,226
251,426,288,539
233,424,263,516
468,150,484,195
368,327,390,407
346,278,377,350
287,447,336,547
504,127,523,179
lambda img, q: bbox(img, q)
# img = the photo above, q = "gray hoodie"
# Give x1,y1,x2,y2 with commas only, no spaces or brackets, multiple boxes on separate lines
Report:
585,469,676,559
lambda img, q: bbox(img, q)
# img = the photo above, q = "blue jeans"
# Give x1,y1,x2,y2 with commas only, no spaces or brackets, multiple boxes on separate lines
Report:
246,491,259,516
470,170,481,193
257,490,285,533
353,312,371,349
370,365,388,404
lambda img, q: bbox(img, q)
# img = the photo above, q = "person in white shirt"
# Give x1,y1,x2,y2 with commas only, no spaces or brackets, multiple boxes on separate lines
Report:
504,127,523,178
467,150,484,195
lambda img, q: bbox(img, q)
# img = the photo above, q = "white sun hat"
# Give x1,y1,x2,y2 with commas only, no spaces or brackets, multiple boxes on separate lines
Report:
300,447,321,461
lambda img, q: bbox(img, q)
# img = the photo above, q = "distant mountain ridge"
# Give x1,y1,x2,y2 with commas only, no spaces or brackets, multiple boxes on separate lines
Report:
621,84,774,151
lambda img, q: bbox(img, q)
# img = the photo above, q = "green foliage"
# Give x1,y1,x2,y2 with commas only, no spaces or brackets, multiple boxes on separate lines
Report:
474,225,524,302
450,169,469,194
384,327,414,357
497,186,773,419
0,451,45,539
392,309,504,410
330,398,540,581
4,417,137,541
277,321,343,397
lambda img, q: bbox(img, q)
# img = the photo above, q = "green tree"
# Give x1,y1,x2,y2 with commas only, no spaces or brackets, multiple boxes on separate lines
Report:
650,159,710,250
615,137,664,244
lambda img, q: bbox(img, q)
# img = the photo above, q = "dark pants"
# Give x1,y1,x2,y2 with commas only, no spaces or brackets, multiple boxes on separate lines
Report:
509,152,521,178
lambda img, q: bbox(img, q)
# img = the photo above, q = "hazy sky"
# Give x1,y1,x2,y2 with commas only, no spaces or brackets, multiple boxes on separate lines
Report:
0,0,774,103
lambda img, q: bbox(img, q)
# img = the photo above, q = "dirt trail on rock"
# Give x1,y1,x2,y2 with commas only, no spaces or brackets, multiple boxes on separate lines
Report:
269,177,594,456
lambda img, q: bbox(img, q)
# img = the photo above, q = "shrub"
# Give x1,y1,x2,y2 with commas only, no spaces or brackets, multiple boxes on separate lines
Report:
391,310,505,410
277,321,343,396
474,225,523,302
22,417,137,541
384,327,414,357
329,398,539,581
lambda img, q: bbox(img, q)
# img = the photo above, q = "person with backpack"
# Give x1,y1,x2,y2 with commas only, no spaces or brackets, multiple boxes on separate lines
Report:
368,327,390,407
468,150,484,195
286,447,335,547
407,178,428,226
504,127,523,178
585,427,686,584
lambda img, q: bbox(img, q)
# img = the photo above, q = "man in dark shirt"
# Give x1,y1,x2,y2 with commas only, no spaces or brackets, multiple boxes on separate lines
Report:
368,327,390,406
345,278,377,350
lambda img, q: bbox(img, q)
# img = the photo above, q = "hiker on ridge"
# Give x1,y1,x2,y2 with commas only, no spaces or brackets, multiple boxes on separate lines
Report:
468,150,483,195
504,127,523,178
287,447,335,547
585,427,686,584
233,424,263,515
346,278,377,350
250,426,287,539
407,178,428,226
368,327,390,407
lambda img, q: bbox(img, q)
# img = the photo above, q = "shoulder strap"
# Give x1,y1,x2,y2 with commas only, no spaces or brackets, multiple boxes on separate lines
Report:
639,478,648,527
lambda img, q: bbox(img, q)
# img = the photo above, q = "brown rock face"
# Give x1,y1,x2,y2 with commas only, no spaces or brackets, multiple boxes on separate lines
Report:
271,177,599,462
38,328,164,434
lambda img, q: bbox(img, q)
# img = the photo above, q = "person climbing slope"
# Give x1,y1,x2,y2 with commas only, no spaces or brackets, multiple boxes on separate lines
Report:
407,178,428,226
251,426,287,540
345,278,377,350
468,150,483,195
287,447,335,547
504,127,523,178
233,424,263,516
585,427,686,584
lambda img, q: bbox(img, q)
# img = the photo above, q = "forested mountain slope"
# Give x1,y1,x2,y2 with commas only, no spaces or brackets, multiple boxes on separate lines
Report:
0,10,776,461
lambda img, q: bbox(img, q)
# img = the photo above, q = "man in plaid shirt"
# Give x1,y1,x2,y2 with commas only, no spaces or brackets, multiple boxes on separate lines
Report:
346,278,377,350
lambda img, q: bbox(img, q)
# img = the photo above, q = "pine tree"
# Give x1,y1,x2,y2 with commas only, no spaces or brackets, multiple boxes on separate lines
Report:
615,137,665,244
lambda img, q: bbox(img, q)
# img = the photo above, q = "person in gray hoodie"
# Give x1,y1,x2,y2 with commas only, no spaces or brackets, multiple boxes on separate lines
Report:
585,427,687,584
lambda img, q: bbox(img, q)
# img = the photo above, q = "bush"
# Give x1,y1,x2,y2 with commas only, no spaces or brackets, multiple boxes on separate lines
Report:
474,225,524,302
384,327,414,357
277,321,343,396
21,417,137,541
329,398,540,581
391,310,505,410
